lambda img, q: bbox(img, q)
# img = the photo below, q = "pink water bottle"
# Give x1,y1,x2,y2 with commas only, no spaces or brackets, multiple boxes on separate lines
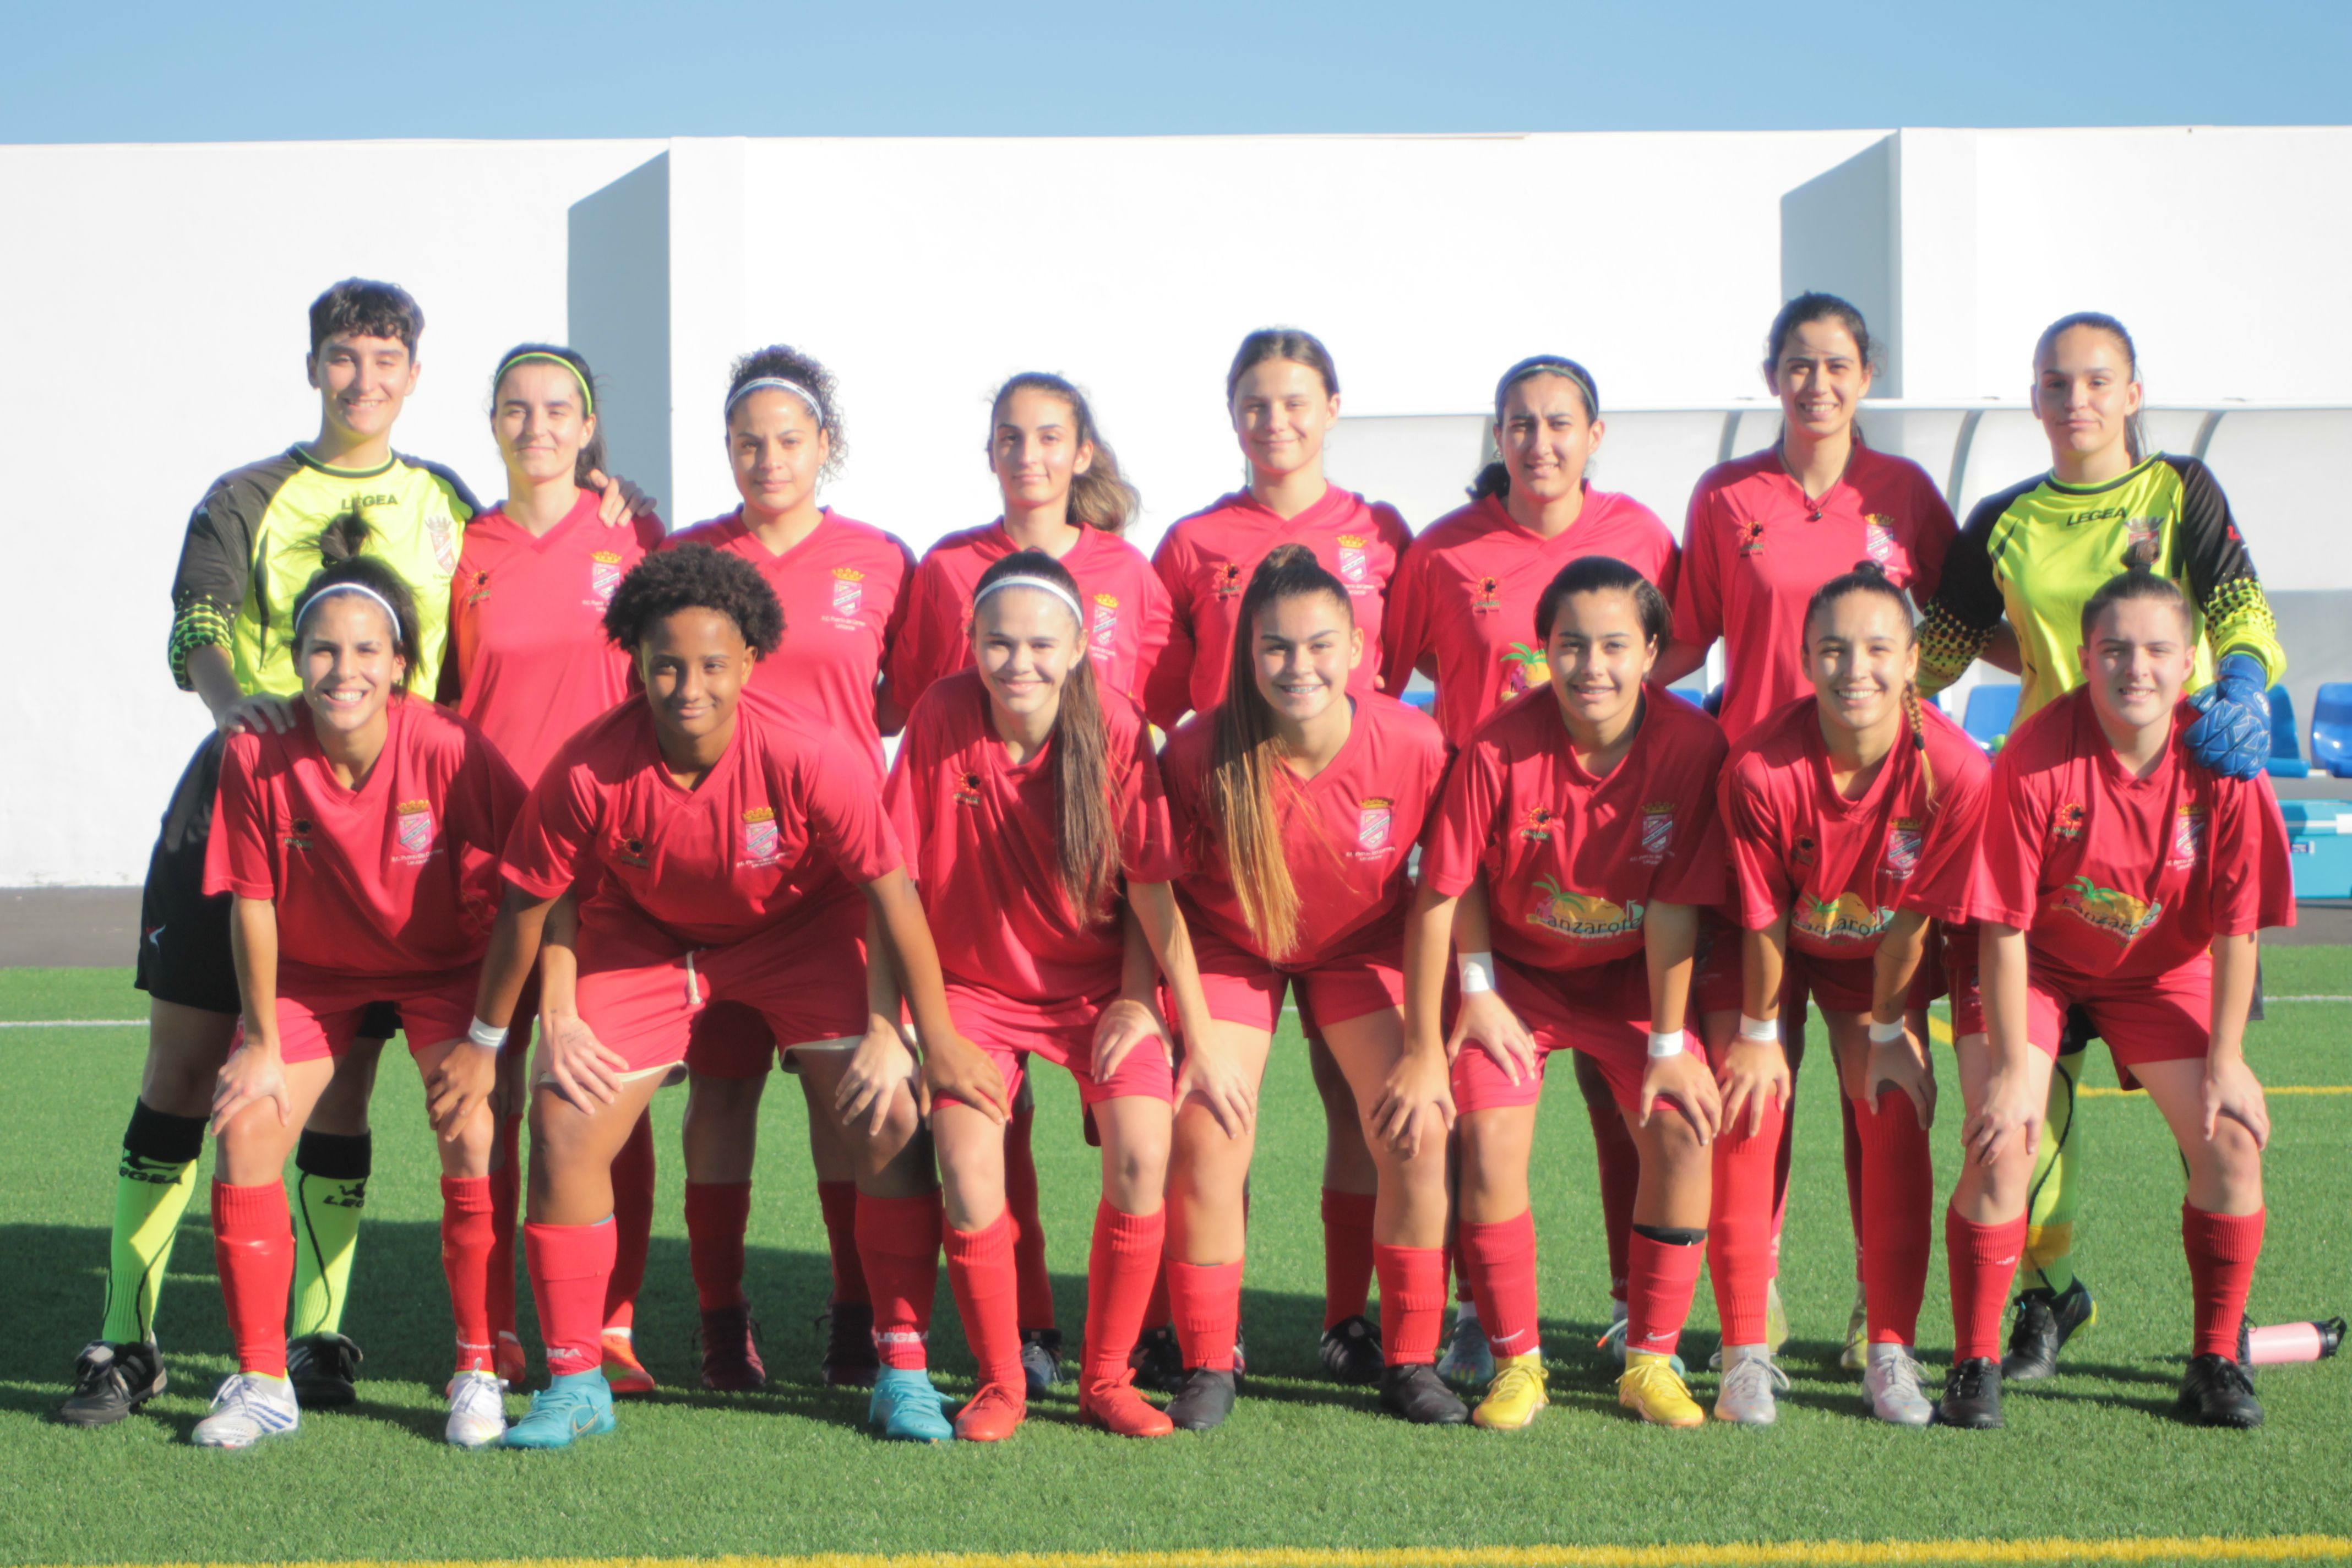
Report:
2244,1317,2344,1366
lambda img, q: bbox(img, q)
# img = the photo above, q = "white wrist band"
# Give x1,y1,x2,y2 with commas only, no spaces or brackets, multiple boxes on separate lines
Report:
1738,1014,1778,1043
1869,1019,1907,1044
1646,1030,1686,1060
1457,951,1495,995
466,1016,508,1052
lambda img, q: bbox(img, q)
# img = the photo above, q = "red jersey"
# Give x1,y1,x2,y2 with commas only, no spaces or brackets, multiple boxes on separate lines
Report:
1148,486,1413,726
446,493,665,787
661,508,914,769
1970,689,2294,986
885,670,1179,1005
205,698,524,975
1161,693,1450,968
883,521,1174,717
502,690,902,950
1422,689,1728,973
1381,490,1680,746
1670,445,1956,741
1721,695,1989,960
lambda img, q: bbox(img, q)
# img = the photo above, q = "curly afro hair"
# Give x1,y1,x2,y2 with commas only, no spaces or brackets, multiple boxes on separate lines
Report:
602,544,785,657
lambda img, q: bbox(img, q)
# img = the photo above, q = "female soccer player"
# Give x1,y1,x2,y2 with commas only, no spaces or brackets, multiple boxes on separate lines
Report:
1157,545,1460,1428
1917,313,2290,1378
885,549,1225,1441
195,530,525,1449
1148,328,1412,1381
1415,556,1766,1429
1945,568,2289,1430
473,545,990,1449
1383,354,1680,1378
656,347,919,1392
446,343,667,1396
1719,562,1991,1425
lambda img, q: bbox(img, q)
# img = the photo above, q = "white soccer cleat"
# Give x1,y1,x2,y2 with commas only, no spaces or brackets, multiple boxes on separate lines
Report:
191,1371,300,1449
1863,1343,1934,1427
445,1369,509,1449
1713,1348,1788,1426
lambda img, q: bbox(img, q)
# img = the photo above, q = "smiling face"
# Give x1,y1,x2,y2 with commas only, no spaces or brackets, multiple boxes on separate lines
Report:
1806,589,1917,738
1498,374,1603,505
299,593,407,741
2082,595,2194,733
1766,317,1871,443
307,333,420,449
1545,587,1656,736
637,607,755,750
1231,358,1340,485
493,360,594,488
2033,324,2143,470
990,386,1095,513
728,389,830,519
974,585,1081,729
1250,589,1360,729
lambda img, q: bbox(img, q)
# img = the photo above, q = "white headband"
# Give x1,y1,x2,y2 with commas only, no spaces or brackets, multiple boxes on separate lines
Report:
297,581,404,637
973,574,1085,627
725,375,825,424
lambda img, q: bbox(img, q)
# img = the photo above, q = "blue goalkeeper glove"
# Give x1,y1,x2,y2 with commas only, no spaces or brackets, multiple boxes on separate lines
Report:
2184,652,2272,781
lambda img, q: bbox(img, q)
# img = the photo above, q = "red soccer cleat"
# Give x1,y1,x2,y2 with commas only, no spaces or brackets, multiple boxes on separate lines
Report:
954,1382,1026,1442
601,1331,657,1397
698,1303,768,1393
494,1331,527,1392
1081,1377,1175,1439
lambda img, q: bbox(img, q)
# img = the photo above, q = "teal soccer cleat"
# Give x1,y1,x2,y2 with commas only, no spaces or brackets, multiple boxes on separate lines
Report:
498,1370,616,1450
868,1366,953,1442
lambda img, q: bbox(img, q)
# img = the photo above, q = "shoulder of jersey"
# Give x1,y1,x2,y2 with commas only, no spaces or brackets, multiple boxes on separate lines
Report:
391,451,483,514
1409,498,1503,551
1726,695,1814,769
906,666,988,735
1696,447,1781,495
1357,494,1412,537
1849,443,1938,491
1096,682,1151,745
663,514,738,550
1647,685,1727,752
1995,688,2082,766
823,510,912,558
205,448,306,504
1466,686,1553,751
1168,491,1253,532
1918,700,1991,775
1967,472,2050,531
923,521,1004,562
1360,690,1447,752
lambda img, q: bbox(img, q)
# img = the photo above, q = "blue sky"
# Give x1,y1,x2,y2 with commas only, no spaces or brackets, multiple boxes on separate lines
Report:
5,0,2346,142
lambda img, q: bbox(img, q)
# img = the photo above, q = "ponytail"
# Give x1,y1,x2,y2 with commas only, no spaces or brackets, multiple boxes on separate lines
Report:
292,514,423,692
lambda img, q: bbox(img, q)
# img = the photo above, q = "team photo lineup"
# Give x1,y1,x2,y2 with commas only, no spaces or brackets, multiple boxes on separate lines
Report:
61,273,2300,1456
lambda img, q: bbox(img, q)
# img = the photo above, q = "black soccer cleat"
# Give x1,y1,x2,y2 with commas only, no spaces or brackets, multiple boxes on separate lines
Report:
1319,1314,1384,1385
2002,1280,2095,1380
55,1341,167,1427
1020,1326,1065,1396
1934,1357,2005,1429
1129,1324,1185,1395
1378,1362,1470,1425
286,1332,363,1408
2178,1353,2264,1429
818,1302,876,1388
1164,1366,1239,1431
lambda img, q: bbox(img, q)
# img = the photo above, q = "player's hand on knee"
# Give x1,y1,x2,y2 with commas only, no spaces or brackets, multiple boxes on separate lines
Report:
2202,1055,2271,1150
1175,1042,1257,1141
211,1038,291,1136
1965,1067,2041,1169
1865,1028,1936,1130
1453,990,1536,1085
838,1015,919,1136
1641,1050,1721,1146
1717,1038,1790,1139
1371,1050,1456,1159
426,1042,497,1140
923,1033,1010,1124
1090,997,1169,1085
543,1014,628,1112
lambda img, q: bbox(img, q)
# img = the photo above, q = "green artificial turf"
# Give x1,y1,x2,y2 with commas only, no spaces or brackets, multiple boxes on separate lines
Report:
1,961,2346,1565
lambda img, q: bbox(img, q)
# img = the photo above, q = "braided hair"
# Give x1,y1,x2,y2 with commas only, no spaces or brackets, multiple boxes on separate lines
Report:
1805,560,1934,808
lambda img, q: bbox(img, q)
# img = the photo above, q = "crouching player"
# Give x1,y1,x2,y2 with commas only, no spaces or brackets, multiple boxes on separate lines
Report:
197,533,525,1447
471,546,982,1449
1945,568,2292,1429
1719,562,1990,1425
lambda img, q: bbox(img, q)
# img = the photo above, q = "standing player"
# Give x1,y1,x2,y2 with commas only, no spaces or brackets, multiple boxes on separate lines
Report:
885,549,1227,1441
445,344,666,1394
1943,568,2289,1430
1719,563,1991,1425
1148,327,1413,1382
194,535,524,1448
472,545,983,1449
1158,546,1461,1429
1916,313,2288,1380
655,347,917,1392
1414,557,1765,1429
1382,354,1679,1380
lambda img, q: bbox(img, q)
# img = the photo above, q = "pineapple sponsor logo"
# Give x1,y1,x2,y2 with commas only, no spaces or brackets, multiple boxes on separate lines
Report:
1502,641,1549,696
2171,803,2207,869
590,551,624,606
2054,875,2163,945
395,799,437,863
1527,876,1645,941
741,806,781,867
1885,818,1924,879
1794,890,1893,943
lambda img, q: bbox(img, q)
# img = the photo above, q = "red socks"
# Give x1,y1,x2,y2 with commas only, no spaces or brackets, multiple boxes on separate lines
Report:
1082,1201,1164,1391
685,1180,753,1311
1458,1211,1539,1359
1373,1243,1447,1366
1840,1091,1865,1282
1770,1081,1799,1275
2183,1204,2265,1359
945,1210,1024,1395
487,1113,521,1340
439,1176,496,1374
213,1179,294,1377
814,1179,869,1309
1142,1256,1171,1331
1946,1206,2028,1363
857,1190,943,1369
1854,1091,1933,1345
1586,1103,1639,1302
1167,1258,1244,1371
603,1110,655,1332
1625,1227,1705,1359
1005,1108,1055,1330
1707,1098,1782,1347
525,1217,617,1377
1319,1187,1376,1329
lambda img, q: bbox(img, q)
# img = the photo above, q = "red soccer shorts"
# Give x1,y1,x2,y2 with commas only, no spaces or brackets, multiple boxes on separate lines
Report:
1452,951,1713,1117
934,980,1175,1114
2026,955,2213,1075
238,959,480,1066
1189,923,1404,1036
1692,913,1746,1018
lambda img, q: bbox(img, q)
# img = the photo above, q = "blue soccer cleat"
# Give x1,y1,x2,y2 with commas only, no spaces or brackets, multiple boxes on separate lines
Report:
868,1366,952,1442
498,1369,616,1450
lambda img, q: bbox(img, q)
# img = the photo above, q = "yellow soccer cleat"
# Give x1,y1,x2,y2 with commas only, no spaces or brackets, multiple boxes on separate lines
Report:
1471,1354,1549,1431
1766,1279,1791,1356
1619,1351,1706,1428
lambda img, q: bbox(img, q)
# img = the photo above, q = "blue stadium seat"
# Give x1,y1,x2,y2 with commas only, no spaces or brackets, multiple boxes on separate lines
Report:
1962,682,2020,752
2267,686,2310,778
2311,683,2352,778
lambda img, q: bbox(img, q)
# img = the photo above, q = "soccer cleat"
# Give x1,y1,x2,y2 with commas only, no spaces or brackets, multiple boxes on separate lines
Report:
286,1332,363,1408
1840,1284,1869,1371
1471,1353,1548,1431
444,1370,508,1449
1862,1344,1934,1427
1081,1378,1174,1439
1765,1280,1790,1356
819,1302,878,1387
1129,1324,1185,1394
600,1330,656,1396
1934,1357,2004,1429
190,1372,301,1449
1378,1363,1470,1425
1618,1351,1705,1429
1232,1326,1249,1383
954,1382,1026,1442
498,1369,616,1449
868,1366,953,1442
698,1303,767,1392
1020,1327,1066,1396
2177,1353,2263,1429
56,1341,166,1428
1318,1314,1384,1385
1437,1306,1495,1386
1713,1350,1788,1426
1164,1367,1238,1431
493,1331,527,1392
2003,1280,2096,1381
1599,1317,1686,1378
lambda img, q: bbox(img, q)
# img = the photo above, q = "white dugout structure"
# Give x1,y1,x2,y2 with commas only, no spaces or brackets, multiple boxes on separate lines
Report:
2,126,2348,886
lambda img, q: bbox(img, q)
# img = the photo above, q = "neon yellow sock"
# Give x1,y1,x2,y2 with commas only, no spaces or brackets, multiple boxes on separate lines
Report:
99,1148,199,1344
289,1147,368,1339
2022,1046,2086,1296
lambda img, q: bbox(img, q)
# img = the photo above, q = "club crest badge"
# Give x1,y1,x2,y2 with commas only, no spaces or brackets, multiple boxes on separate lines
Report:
1885,818,1924,879
396,800,435,860
590,551,623,606
1357,798,1393,854
831,566,865,617
426,513,458,574
1864,515,1897,566
2173,804,2207,868
1090,594,1120,657
742,806,780,865
1336,535,1369,585
1638,802,1676,861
